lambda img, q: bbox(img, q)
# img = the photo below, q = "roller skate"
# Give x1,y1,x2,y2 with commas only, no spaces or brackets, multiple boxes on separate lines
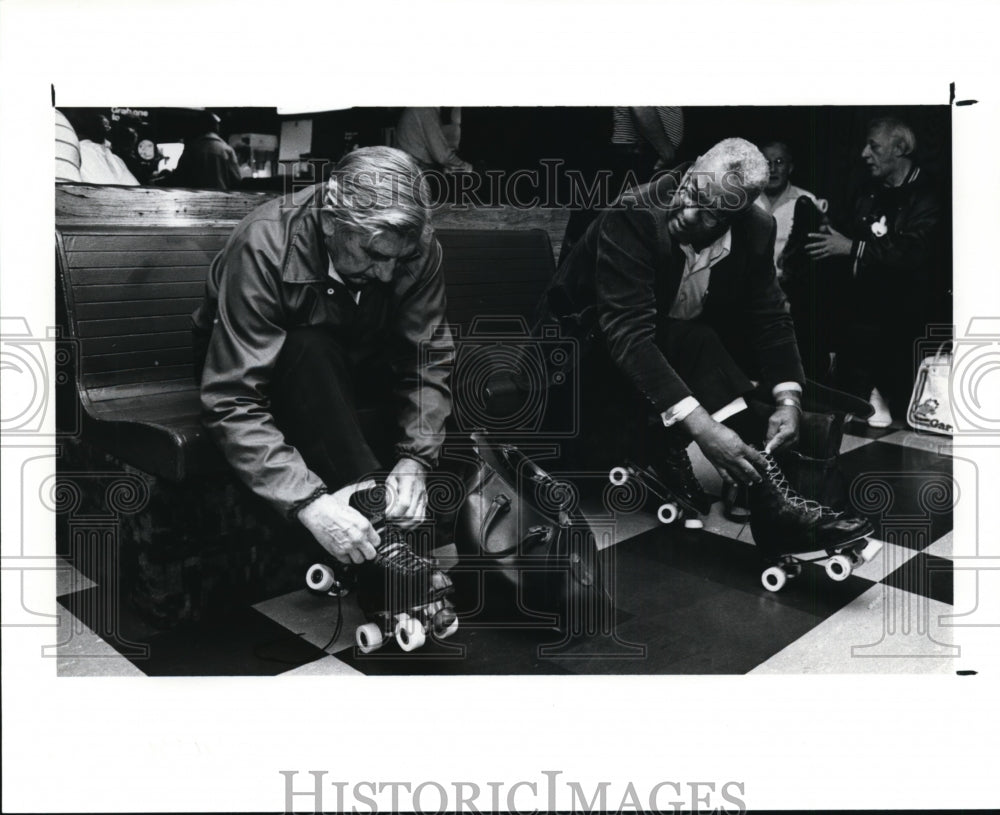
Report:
305,483,458,653
749,448,883,592
608,445,713,526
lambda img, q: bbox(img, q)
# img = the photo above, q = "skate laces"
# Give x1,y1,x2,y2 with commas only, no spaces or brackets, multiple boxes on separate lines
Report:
759,450,840,518
374,531,433,576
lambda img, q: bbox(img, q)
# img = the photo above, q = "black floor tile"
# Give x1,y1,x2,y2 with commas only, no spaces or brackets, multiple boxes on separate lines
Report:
59,588,327,675
837,441,953,547
336,526,875,675
882,552,954,605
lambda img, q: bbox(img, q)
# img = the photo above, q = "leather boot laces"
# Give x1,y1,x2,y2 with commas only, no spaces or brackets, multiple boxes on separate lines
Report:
374,533,433,576
759,449,842,520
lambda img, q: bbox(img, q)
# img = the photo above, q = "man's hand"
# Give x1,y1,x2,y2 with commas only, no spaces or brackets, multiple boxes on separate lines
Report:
385,457,429,528
806,225,852,259
683,407,767,487
297,494,379,564
764,405,801,454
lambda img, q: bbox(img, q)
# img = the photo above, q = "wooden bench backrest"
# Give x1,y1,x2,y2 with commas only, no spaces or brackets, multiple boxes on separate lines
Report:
56,224,555,404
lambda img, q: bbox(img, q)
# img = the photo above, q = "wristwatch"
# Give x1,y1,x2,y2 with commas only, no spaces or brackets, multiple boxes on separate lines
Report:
776,397,802,412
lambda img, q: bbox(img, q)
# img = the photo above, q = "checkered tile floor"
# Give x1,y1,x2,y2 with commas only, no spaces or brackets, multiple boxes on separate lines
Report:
55,423,956,675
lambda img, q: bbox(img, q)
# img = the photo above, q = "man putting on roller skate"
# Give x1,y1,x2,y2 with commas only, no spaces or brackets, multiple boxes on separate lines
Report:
193,147,458,649
537,138,875,576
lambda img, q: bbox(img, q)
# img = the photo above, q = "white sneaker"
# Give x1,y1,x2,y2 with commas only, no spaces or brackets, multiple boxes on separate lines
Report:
868,387,893,428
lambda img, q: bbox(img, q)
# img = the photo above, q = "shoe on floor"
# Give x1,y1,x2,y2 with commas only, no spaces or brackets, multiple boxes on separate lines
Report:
723,482,751,522
867,387,893,428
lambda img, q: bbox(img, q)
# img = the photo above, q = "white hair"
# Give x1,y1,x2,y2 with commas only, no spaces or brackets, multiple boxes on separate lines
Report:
324,146,432,246
698,138,770,198
869,117,917,157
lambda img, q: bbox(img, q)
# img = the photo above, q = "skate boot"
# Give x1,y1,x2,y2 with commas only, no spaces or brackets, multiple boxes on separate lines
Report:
354,526,458,652
654,445,714,516
349,485,458,653
608,444,713,524
748,447,873,558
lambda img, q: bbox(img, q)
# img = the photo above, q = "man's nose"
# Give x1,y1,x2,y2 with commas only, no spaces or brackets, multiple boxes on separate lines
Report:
373,260,395,283
861,145,871,159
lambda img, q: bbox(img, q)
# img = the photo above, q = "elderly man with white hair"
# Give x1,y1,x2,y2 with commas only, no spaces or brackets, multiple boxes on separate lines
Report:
193,147,454,564
536,137,872,549
806,116,942,429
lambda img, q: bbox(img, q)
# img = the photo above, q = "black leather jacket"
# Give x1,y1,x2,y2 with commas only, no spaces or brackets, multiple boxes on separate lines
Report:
192,185,453,515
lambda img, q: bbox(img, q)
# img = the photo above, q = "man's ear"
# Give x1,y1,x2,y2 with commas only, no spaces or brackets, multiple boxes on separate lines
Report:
319,209,337,238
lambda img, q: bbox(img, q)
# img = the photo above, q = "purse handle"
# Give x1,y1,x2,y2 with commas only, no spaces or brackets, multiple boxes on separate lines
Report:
499,444,553,485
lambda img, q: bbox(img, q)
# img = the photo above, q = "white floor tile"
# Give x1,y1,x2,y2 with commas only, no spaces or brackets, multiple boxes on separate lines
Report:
923,530,953,559
750,584,957,674
839,434,877,455
55,611,145,677
879,429,953,456
55,558,96,597
280,655,365,676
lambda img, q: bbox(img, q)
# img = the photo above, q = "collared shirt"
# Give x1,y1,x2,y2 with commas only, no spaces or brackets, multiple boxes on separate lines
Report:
668,229,732,320
661,228,800,427
754,183,819,272
327,258,361,304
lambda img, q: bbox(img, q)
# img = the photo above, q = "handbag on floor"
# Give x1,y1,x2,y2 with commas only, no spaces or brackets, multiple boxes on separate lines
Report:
454,433,613,637
907,346,954,435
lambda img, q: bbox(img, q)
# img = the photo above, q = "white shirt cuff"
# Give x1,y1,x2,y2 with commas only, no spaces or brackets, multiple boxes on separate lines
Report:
661,396,700,427
772,382,802,398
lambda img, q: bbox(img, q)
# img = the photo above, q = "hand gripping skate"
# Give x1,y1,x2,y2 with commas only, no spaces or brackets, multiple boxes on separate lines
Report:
304,483,458,653
749,449,883,592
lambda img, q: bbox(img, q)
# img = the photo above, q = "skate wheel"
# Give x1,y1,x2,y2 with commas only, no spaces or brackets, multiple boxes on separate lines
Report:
825,554,853,582
306,563,337,593
395,617,426,652
609,466,629,487
439,616,459,639
761,566,787,592
657,503,679,524
355,622,384,653
684,518,704,530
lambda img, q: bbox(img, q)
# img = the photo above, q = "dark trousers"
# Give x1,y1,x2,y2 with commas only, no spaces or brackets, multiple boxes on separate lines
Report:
554,319,759,469
268,327,397,492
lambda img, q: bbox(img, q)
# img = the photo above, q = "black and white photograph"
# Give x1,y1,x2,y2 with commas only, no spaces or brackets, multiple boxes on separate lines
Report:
3,1,999,813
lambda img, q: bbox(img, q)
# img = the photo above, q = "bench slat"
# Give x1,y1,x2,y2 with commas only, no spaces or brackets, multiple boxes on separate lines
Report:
64,233,229,253
66,266,211,284
81,331,192,356
65,250,220,269
81,346,194,376
71,282,205,302
74,298,202,321
76,314,193,338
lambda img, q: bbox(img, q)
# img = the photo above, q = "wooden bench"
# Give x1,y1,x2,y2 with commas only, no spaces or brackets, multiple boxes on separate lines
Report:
55,198,557,627
56,225,555,483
